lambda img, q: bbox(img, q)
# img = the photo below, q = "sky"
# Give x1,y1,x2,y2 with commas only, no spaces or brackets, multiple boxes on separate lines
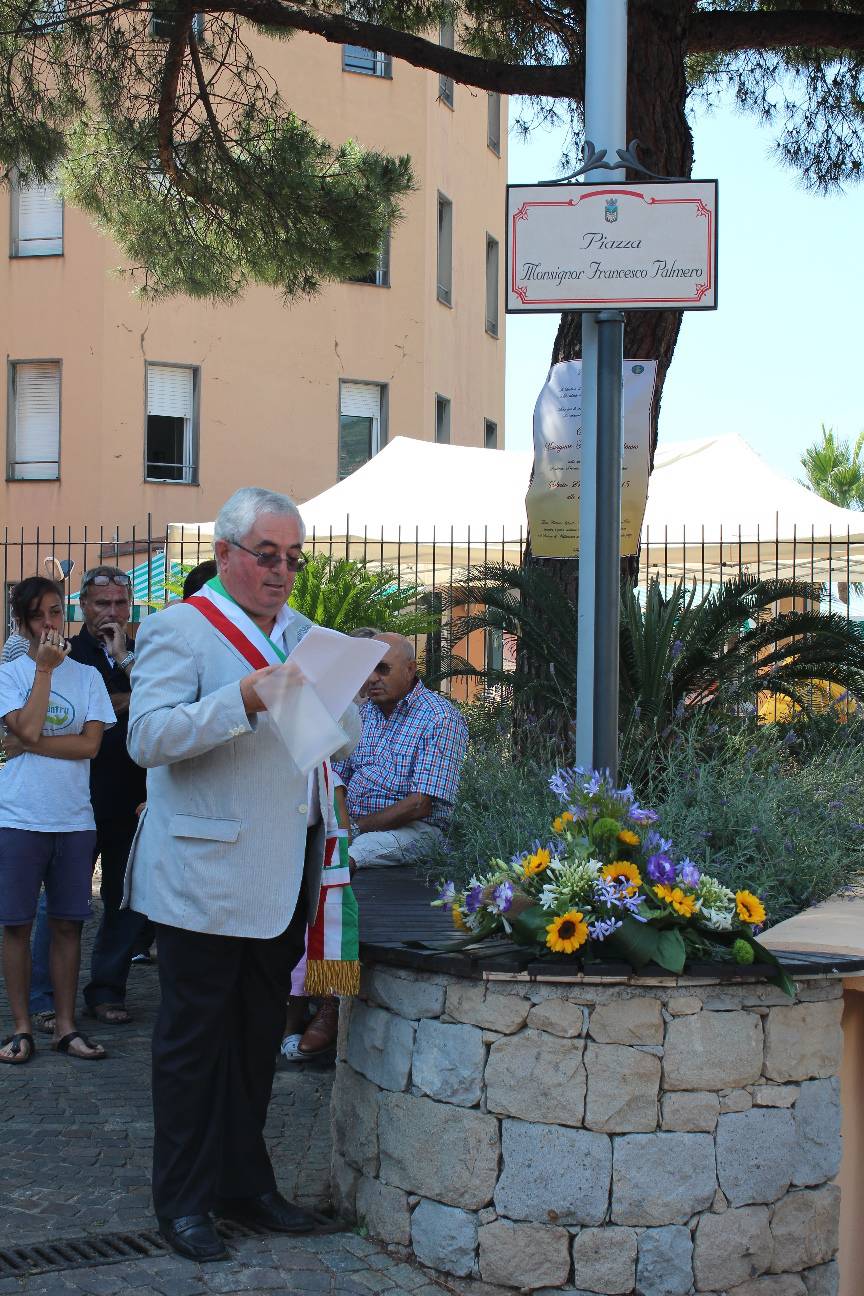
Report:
504,94,864,482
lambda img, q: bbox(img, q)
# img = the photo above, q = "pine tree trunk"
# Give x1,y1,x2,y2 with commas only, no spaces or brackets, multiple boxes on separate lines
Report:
514,0,694,753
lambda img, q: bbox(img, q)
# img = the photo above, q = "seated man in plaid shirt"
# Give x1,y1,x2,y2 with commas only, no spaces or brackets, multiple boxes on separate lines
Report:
335,632,468,871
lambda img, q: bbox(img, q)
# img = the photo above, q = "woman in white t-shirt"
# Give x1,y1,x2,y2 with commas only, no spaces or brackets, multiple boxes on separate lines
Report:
0,577,116,1063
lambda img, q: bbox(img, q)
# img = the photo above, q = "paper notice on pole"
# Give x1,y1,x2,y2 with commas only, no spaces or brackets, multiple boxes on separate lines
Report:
525,359,657,559
254,626,387,773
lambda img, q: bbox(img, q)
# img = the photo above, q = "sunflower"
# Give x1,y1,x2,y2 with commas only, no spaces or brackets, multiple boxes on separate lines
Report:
452,903,468,932
735,890,766,926
552,811,575,834
546,910,589,954
653,883,675,904
617,828,640,847
669,887,698,918
601,860,642,896
523,847,552,877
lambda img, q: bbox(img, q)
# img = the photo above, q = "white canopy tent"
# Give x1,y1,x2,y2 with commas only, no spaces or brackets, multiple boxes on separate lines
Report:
167,433,864,583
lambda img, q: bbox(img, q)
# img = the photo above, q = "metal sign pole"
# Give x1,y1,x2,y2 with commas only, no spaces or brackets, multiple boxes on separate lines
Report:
574,0,628,779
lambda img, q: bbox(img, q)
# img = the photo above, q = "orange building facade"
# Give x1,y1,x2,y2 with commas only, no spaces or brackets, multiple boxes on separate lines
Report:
0,30,507,543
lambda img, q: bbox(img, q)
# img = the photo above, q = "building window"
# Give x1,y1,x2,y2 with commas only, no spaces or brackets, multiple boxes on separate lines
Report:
437,193,453,306
438,20,454,107
435,394,451,444
487,92,501,155
339,380,386,479
149,7,203,39
484,418,498,450
347,231,390,287
145,363,199,483
343,45,392,77
7,361,61,480
10,175,63,257
485,233,500,337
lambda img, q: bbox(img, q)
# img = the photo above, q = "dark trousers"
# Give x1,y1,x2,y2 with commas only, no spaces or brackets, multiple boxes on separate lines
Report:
83,814,149,1009
150,894,307,1218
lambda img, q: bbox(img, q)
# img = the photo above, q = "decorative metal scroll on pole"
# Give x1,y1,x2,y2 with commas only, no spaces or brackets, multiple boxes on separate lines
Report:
505,0,718,781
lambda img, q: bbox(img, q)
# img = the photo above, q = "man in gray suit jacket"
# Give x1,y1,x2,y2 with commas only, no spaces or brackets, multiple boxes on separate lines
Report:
125,486,359,1263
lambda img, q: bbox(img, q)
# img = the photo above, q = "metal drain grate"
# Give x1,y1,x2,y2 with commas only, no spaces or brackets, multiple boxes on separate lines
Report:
0,1220,269,1279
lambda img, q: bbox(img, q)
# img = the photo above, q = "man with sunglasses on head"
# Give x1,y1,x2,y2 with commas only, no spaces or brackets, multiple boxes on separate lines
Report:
123,487,360,1264
68,566,148,1027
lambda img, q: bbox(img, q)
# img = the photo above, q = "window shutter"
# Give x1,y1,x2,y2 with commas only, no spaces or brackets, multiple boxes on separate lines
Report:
18,181,63,255
147,364,194,417
340,382,381,420
13,363,60,479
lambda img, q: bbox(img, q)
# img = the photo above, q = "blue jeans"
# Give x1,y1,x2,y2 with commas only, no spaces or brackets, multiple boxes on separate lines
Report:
29,892,53,1014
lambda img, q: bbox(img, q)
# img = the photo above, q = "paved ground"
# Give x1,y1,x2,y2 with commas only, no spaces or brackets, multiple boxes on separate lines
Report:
0,890,449,1296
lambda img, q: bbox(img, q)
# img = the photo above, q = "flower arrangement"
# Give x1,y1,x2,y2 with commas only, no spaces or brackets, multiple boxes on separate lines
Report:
433,767,794,995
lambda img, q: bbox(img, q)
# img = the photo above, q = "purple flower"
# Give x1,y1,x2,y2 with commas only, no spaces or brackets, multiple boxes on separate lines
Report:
612,783,635,805
644,831,673,855
465,884,484,915
629,804,659,825
489,881,514,915
549,768,578,801
678,859,701,888
646,853,675,885
436,881,456,904
593,877,620,906
589,917,623,941
619,893,648,920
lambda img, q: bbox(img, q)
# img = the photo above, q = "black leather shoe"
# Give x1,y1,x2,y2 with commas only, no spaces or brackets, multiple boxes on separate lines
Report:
157,1214,230,1262
216,1191,317,1234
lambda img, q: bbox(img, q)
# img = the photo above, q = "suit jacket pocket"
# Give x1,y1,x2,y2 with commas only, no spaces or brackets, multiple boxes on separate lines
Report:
169,813,242,843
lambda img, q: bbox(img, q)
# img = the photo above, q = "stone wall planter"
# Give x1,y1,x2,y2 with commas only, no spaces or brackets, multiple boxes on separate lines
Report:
331,962,845,1296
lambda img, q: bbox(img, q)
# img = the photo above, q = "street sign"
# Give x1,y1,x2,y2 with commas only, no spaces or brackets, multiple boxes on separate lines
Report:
527,360,657,559
507,180,718,313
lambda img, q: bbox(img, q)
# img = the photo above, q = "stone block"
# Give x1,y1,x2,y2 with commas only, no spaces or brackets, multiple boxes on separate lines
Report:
411,1199,478,1278
666,996,702,1016
584,1043,660,1132
486,1031,586,1127
802,1261,839,1296
365,968,446,1020
479,1220,571,1291
570,1226,636,1294
378,1090,499,1210
663,1011,763,1091
527,999,586,1037
588,997,663,1045
792,1078,841,1187
331,1063,379,1174
330,1151,360,1221
356,1176,411,1245
661,1091,719,1133
763,1001,843,1083
727,1279,807,1296
412,1019,485,1107
769,1185,840,1272
636,1225,693,1296
494,1120,611,1227
716,1109,796,1206
335,994,353,1061
446,982,530,1034
721,1089,754,1113
611,1133,716,1226
693,1205,773,1290
753,1085,799,1107
345,1000,415,1092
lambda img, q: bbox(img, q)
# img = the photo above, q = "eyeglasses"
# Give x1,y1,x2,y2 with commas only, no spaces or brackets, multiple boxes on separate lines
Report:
229,540,307,572
82,574,132,591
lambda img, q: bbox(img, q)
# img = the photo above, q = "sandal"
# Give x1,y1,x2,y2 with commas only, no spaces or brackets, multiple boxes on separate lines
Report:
0,1032,35,1064
86,1003,132,1025
32,1010,56,1035
53,1031,107,1061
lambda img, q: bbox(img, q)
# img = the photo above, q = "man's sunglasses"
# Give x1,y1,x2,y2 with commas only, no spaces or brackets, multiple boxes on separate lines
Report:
229,540,307,572
82,574,132,591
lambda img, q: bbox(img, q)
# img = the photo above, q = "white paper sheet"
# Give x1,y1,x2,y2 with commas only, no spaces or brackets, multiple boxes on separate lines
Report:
253,627,388,774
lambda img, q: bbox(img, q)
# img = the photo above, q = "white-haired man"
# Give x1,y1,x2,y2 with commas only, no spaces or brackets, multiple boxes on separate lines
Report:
124,487,360,1263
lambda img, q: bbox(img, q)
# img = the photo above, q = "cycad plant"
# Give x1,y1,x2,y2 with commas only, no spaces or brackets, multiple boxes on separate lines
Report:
799,425,864,510
441,564,864,748
288,553,438,637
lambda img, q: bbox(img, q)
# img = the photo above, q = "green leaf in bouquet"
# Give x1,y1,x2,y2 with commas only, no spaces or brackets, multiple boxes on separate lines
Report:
654,927,687,974
508,905,553,949
603,916,661,969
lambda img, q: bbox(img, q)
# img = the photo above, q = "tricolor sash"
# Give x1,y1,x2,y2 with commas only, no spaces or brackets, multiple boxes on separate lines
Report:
187,576,360,996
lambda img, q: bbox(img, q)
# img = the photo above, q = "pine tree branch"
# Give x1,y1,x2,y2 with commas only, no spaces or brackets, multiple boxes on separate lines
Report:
689,9,864,56
158,10,195,189
213,0,579,95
